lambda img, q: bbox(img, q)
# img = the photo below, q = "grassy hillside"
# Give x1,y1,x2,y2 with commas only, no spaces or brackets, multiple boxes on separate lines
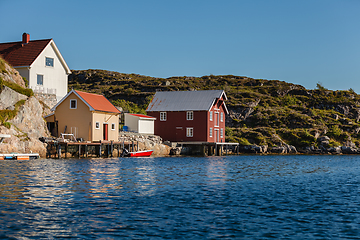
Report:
69,69,360,150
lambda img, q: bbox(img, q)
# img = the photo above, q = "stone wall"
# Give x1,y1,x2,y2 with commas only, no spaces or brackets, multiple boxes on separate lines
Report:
34,92,57,109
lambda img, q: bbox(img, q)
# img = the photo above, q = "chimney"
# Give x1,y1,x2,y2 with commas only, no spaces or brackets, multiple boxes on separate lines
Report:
22,33,30,44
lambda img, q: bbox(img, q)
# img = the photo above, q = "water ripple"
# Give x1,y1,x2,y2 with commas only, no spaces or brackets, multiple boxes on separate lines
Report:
1,155,360,238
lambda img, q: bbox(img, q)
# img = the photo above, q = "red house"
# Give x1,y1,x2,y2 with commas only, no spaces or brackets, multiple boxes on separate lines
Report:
146,90,228,143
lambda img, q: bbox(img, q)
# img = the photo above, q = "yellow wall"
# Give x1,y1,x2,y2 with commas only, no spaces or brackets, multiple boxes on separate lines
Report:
92,112,119,141
54,92,92,141
52,92,119,142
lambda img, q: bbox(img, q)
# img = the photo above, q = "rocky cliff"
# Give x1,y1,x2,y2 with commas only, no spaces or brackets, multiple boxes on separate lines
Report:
0,58,49,157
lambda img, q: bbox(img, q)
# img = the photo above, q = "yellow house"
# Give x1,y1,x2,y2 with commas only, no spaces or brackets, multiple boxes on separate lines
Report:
45,89,120,142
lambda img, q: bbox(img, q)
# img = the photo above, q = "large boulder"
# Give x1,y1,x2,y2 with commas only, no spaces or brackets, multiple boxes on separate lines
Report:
0,86,27,110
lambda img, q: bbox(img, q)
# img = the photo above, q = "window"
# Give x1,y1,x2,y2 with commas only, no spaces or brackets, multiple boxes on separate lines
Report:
186,127,193,137
37,74,43,85
220,112,223,122
210,111,213,121
70,99,77,109
187,111,193,120
210,128,213,137
160,112,166,121
46,57,54,67
95,122,100,129
220,128,223,138
111,123,115,130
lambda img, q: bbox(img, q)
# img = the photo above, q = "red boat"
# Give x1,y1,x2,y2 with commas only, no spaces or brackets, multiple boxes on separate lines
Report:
122,149,154,157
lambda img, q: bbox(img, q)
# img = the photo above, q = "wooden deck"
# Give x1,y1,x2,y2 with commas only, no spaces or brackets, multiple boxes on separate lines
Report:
46,140,140,158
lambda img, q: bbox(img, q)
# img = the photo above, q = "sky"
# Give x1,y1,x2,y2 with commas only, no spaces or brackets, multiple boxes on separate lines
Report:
1,0,360,92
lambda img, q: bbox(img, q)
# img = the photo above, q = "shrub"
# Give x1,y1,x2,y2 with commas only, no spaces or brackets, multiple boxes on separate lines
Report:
2,80,33,97
238,137,251,146
3,122,11,129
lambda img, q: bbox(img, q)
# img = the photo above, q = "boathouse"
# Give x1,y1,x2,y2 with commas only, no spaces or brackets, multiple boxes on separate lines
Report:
146,90,228,143
45,89,120,142
124,113,156,134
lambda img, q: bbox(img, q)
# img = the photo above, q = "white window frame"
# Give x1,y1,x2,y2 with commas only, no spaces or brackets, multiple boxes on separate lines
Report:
220,112,224,122
95,122,100,129
210,127,213,137
70,99,77,109
37,74,43,85
187,111,193,120
210,111,213,121
186,127,193,137
45,57,54,67
111,123,116,130
160,112,166,121
220,128,224,138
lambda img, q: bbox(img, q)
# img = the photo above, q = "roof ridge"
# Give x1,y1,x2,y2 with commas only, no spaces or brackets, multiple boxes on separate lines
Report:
0,38,52,45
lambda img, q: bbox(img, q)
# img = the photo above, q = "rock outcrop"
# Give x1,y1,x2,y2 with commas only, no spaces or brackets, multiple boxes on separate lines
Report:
0,59,49,157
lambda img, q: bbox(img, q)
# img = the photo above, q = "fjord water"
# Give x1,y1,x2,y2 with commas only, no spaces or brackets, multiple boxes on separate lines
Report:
1,155,360,239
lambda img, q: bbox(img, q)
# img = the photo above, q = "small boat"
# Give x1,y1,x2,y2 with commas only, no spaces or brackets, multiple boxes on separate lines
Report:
122,149,153,157
0,153,40,160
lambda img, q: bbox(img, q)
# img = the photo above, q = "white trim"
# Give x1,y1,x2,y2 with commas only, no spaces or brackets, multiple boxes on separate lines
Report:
51,89,95,112
30,39,71,74
186,127,193,137
186,111,193,120
210,127,213,137
210,111,213,121
220,112,223,122
111,123,116,130
45,57,54,67
36,74,44,85
70,99,77,109
160,112,166,121
95,122,100,129
44,112,54,118
221,128,224,138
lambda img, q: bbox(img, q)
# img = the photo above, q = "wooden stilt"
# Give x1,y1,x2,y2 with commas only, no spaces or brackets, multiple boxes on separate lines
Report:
58,144,61,159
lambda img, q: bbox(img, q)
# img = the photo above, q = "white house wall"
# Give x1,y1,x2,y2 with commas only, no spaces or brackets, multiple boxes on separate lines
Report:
15,67,29,84
29,41,68,101
138,119,154,134
124,114,139,132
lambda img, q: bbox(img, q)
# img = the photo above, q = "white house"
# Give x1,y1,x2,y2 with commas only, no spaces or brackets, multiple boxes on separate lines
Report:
0,33,71,102
124,113,156,134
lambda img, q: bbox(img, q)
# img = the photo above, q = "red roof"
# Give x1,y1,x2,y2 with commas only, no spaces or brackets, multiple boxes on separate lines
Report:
0,39,51,67
75,90,120,113
129,113,156,119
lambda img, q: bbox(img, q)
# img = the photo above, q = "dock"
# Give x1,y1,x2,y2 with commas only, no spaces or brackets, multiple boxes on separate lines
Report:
172,142,240,156
46,140,140,158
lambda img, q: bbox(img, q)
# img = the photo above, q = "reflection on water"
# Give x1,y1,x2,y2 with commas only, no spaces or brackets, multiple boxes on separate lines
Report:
1,155,360,239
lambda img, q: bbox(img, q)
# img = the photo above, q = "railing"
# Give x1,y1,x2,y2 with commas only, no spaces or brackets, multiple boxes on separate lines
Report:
31,86,56,95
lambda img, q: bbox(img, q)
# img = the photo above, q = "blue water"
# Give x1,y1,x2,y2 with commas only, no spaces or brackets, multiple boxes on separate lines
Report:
1,155,360,239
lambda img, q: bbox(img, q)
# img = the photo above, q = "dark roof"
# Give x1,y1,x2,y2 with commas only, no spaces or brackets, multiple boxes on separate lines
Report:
146,90,228,113
0,39,51,66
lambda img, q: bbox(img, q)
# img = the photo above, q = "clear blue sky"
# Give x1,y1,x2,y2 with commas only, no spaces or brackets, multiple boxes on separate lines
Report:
1,0,360,92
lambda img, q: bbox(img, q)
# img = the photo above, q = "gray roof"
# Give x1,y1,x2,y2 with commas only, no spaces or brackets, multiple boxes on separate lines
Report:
146,90,228,112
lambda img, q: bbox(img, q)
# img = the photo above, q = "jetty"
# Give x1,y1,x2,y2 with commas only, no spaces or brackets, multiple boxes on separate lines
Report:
45,139,140,159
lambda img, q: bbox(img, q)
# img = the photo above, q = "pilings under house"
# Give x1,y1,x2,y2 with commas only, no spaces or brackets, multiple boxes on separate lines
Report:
46,140,140,159
171,142,240,156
